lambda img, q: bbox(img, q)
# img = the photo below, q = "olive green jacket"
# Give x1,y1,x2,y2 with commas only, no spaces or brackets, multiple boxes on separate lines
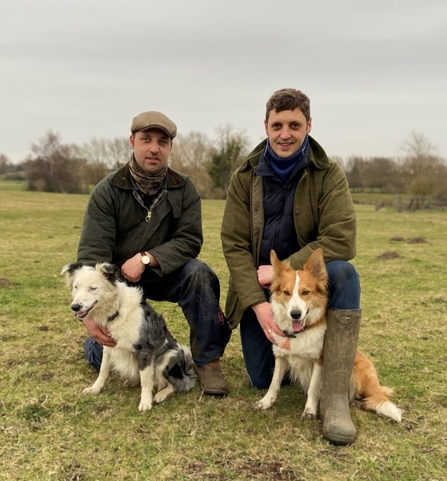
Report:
221,137,356,328
77,163,202,276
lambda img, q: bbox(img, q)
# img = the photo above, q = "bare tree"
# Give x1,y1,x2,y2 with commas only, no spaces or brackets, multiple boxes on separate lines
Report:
345,156,367,191
170,131,214,197
78,137,131,184
25,131,85,193
79,138,110,184
0,153,11,175
209,124,249,198
364,157,403,193
108,137,131,169
400,131,447,200
170,131,212,170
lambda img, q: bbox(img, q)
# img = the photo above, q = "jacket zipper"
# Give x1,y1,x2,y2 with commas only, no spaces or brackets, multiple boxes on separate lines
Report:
139,189,167,223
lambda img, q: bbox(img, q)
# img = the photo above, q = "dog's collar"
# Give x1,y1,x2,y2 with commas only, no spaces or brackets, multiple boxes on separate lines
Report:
107,311,119,322
283,331,297,338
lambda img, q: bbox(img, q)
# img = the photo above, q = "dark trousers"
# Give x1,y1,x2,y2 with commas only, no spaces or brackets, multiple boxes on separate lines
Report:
84,259,232,370
239,260,361,388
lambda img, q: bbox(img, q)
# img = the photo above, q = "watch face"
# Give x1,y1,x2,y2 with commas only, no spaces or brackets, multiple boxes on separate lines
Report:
141,255,150,265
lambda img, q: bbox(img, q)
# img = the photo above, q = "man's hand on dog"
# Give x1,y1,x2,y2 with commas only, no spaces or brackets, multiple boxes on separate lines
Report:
82,317,116,347
252,301,285,344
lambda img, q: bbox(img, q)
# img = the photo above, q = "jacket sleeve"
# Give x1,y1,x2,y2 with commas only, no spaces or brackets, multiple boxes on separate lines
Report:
288,161,356,269
77,179,118,265
221,169,267,311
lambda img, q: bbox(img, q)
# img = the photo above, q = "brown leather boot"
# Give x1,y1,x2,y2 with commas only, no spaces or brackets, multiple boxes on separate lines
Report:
194,359,229,396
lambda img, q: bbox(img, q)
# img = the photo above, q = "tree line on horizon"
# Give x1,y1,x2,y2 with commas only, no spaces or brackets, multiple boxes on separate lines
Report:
1,129,446,209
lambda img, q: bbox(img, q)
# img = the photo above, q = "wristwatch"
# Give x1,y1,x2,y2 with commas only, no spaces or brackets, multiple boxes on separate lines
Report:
140,252,150,266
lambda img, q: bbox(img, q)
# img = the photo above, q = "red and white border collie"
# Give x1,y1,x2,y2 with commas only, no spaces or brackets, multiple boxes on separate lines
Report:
253,248,402,423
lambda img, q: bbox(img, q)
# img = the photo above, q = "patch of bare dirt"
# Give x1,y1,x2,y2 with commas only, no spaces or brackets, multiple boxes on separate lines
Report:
408,236,428,244
376,251,404,260
390,236,405,242
0,278,10,286
186,460,298,480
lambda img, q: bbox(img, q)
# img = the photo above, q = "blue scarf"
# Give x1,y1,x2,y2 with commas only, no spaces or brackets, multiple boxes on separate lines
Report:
266,135,309,184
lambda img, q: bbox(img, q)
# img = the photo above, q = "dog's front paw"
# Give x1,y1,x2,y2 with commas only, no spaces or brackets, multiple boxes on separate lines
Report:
253,396,275,411
138,398,153,412
83,386,101,395
300,408,317,421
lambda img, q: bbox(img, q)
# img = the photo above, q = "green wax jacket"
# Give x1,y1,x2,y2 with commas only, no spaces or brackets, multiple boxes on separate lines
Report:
77,163,202,277
221,136,356,328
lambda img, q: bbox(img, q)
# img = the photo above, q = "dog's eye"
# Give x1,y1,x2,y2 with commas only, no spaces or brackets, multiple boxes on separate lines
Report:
301,289,310,296
283,290,291,296
89,287,97,292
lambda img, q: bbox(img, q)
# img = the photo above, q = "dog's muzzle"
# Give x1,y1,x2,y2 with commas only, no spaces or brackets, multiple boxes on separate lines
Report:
289,309,307,334
71,302,96,319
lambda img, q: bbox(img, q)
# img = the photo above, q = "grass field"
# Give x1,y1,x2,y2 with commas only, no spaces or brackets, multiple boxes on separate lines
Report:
0,190,446,480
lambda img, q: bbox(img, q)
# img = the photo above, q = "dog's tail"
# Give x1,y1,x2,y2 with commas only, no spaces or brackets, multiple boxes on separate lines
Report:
353,350,402,423
164,345,197,393
362,387,402,423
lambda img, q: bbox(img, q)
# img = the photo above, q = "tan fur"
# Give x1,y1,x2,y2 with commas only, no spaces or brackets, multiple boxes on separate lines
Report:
254,249,402,423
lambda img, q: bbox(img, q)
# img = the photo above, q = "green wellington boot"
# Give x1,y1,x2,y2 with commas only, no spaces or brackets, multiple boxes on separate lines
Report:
320,308,361,445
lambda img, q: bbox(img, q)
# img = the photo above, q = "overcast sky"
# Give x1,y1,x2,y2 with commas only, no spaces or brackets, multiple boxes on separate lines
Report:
1,0,446,163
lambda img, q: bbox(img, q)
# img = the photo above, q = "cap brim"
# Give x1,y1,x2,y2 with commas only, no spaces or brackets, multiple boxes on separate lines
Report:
138,126,172,138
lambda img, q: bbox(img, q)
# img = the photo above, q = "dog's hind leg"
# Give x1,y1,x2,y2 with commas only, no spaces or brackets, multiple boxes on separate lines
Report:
154,384,175,404
83,347,112,395
152,356,175,403
157,347,196,395
253,356,288,411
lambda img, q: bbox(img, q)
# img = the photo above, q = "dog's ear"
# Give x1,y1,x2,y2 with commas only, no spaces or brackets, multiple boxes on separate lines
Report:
304,249,328,284
61,262,83,290
270,250,289,294
270,250,293,273
270,250,284,274
96,262,122,284
60,262,83,276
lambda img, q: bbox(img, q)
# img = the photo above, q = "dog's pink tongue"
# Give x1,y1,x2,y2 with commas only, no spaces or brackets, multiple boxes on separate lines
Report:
76,311,88,319
292,320,303,332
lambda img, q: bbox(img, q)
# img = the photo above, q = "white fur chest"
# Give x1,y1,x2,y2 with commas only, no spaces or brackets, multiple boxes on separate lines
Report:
107,308,144,351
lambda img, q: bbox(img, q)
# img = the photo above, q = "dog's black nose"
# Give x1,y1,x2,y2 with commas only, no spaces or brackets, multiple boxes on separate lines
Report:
71,303,81,312
290,310,302,320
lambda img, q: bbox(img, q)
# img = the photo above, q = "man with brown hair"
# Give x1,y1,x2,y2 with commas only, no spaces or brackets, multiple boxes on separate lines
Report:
77,110,231,396
221,89,361,444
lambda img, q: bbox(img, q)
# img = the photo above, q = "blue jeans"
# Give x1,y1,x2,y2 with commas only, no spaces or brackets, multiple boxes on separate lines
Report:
240,261,361,388
84,259,232,370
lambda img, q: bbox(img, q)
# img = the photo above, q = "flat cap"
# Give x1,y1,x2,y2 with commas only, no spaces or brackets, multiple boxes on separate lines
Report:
130,111,177,139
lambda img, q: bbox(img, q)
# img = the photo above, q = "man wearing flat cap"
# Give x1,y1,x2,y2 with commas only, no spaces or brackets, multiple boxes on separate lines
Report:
76,111,231,396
